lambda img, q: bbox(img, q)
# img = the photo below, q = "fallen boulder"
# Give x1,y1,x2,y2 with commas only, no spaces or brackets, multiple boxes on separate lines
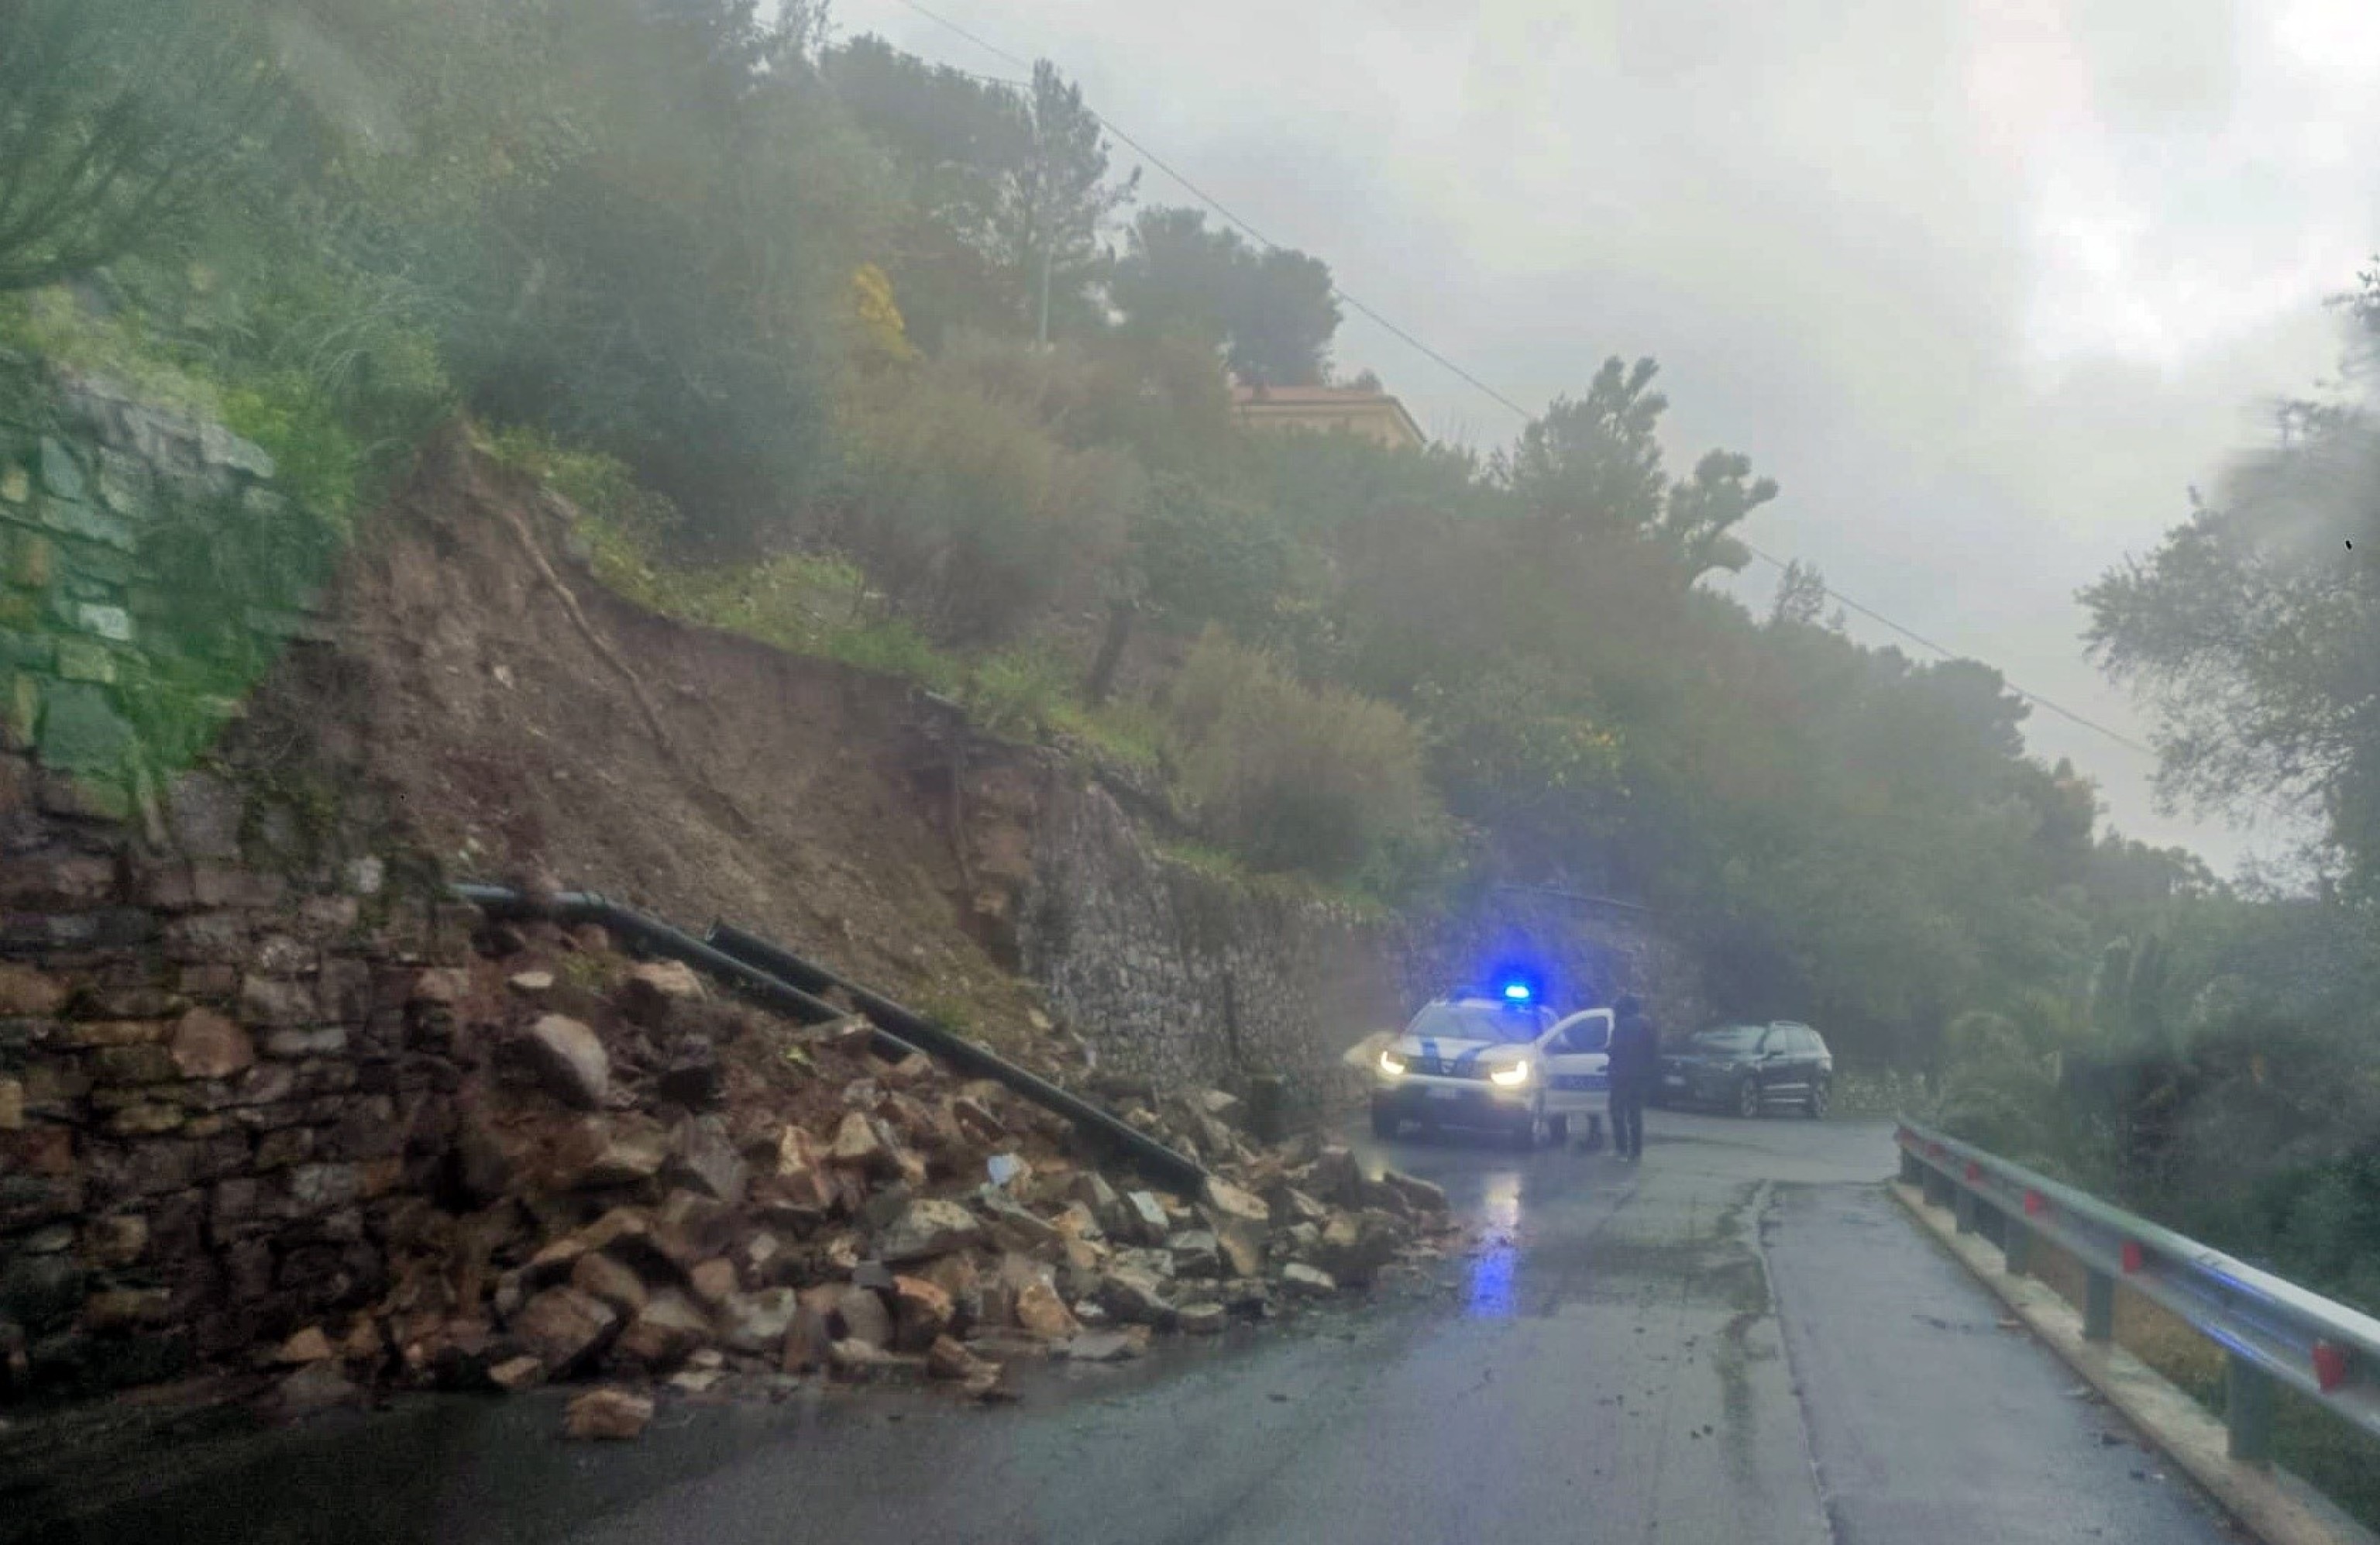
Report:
666,1115,748,1206
1064,1328,1149,1363
1278,1263,1336,1298
1120,1191,1171,1246
1380,1170,1448,1214
614,1291,711,1371
511,1287,619,1375
892,1275,954,1352
718,1288,800,1354
565,1387,654,1441
614,961,704,1028
1098,1266,1172,1327
1166,1230,1223,1279
1013,1280,1079,1342
518,1015,610,1110
875,1198,984,1264
570,1252,650,1318
832,1283,893,1351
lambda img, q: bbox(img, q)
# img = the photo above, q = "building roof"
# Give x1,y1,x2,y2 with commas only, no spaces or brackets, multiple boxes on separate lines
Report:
1230,383,1425,448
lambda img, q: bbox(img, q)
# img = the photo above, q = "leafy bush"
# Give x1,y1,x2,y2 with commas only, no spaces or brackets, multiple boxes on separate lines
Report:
1165,629,1441,883
1935,1006,2067,1163
1133,471,1290,631
484,425,679,544
965,644,1075,740
0,0,291,293
1415,658,1622,865
833,367,1137,644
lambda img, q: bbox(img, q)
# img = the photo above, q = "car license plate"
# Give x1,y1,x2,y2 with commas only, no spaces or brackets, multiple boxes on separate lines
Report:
1663,1075,1685,1087
1426,1086,1463,1101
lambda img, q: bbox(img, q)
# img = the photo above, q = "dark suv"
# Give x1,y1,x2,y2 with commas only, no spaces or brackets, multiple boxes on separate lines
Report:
1653,1020,1833,1118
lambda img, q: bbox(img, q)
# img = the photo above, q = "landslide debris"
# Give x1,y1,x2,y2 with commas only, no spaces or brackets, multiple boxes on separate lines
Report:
275,910,1453,1423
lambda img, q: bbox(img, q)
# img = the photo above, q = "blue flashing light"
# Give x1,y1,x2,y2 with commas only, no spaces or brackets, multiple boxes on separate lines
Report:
1503,982,1532,1002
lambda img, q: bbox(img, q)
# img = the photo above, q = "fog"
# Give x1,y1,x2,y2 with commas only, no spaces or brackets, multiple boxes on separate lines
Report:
841,0,2380,872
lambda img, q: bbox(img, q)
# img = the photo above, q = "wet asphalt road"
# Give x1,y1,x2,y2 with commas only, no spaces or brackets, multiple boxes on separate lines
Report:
7,1109,2241,1545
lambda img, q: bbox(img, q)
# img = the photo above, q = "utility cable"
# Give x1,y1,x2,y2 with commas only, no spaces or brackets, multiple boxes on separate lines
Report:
877,0,2309,818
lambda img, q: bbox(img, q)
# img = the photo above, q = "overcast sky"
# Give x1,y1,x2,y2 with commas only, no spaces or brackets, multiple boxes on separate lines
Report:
840,0,2380,874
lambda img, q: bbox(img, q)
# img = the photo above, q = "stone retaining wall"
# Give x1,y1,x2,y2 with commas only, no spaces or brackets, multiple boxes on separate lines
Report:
1016,778,1708,1114
0,746,476,1392
0,358,458,1395
1017,780,1402,1110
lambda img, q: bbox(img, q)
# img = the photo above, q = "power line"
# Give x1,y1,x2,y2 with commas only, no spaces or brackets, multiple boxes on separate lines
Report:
889,0,1538,420
1737,541,2160,759
872,0,2281,798
889,0,1030,71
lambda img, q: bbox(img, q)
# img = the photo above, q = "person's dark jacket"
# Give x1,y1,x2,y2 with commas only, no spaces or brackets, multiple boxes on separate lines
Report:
1608,1007,1659,1089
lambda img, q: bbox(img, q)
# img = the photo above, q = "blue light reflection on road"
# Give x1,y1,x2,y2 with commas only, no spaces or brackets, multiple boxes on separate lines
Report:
1466,1173,1524,1319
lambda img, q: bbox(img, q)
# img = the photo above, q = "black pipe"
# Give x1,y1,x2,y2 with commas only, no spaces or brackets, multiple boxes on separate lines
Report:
451,883,917,1061
705,920,1208,1194
449,883,1206,1192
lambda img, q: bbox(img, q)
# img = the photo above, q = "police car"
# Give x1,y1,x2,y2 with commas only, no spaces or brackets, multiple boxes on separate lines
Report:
1370,984,1613,1149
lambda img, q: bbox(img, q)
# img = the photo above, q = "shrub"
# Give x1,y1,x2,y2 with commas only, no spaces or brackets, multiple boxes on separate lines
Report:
833,367,1136,644
1165,629,1440,883
965,644,1075,740
1133,471,1290,631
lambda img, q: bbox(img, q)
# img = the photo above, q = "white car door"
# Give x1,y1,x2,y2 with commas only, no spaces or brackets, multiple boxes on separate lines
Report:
1541,1010,1614,1120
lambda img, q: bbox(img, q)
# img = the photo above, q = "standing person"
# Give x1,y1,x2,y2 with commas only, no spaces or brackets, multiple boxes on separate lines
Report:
1606,993,1657,1162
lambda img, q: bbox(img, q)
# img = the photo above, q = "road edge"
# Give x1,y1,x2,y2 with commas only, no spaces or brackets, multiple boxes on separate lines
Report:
1749,1182,1847,1545
1890,1179,2378,1545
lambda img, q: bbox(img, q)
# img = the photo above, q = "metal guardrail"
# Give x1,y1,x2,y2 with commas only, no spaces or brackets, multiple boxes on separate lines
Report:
1897,1118,2380,1465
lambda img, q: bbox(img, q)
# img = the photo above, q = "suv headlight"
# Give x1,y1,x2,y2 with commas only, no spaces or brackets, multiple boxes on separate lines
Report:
1378,1049,1408,1077
1488,1062,1530,1088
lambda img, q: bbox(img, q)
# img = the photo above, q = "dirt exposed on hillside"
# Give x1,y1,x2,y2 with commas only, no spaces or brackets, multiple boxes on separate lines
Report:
247,428,1053,1053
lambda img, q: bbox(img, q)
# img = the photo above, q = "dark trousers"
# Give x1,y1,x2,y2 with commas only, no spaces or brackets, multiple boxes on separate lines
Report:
1610,1082,1646,1158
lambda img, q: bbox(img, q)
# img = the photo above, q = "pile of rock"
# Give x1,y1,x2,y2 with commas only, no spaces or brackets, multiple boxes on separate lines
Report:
264,920,1454,1431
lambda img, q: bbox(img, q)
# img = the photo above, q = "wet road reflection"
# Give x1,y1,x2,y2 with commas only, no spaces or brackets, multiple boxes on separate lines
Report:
1464,1172,1523,1319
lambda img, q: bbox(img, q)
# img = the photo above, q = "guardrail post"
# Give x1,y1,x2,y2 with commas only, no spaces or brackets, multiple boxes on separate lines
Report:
2002,1217,2031,1277
1900,1150,1922,1186
1954,1187,1978,1234
1921,1168,1951,1207
2227,1354,2274,1464
2083,1270,2115,1342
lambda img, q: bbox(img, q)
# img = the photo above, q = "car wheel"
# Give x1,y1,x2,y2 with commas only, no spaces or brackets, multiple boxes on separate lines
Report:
1513,1102,1546,1151
1805,1079,1829,1120
1371,1105,1399,1141
1548,1113,1571,1144
1735,1078,1762,1120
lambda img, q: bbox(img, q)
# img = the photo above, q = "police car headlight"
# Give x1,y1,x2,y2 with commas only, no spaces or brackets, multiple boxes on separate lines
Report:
1378,1050,1408,1077
1488,1062,1530,1088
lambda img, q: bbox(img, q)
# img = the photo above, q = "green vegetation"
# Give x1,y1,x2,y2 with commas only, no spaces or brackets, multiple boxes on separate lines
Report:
1165,630,1440,886
1906,273,2380,1344
0,0,2166,945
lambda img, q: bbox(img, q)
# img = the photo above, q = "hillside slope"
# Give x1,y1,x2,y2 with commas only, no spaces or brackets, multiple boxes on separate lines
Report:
249,429,1054,1052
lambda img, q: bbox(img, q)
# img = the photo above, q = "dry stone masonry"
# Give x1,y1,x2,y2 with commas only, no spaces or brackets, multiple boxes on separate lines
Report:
0,355,452,1395
0,746,476,1393
1019,779,1707,1115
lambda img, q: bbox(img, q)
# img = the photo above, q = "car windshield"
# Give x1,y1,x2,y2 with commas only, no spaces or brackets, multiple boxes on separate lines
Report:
1408,1000,1541,1044
1683,1025,1766,1054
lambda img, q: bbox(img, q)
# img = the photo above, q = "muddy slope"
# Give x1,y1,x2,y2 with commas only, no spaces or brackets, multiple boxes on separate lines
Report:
258,430,1048,1045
